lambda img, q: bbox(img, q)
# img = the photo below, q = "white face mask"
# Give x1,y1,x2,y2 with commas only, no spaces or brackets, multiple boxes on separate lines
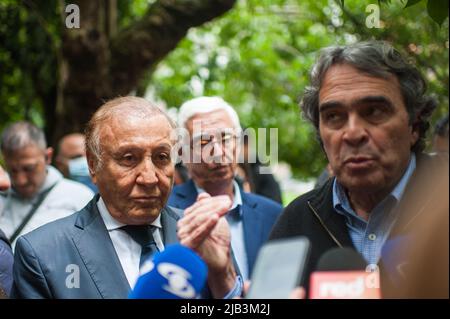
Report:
67,156,97,193
68,156,90,180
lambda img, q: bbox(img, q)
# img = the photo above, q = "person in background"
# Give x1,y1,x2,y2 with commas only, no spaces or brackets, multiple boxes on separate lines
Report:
0,122,94,246
0,165,13,298
54,133,97,192
235,133,283,204
174,162,189,185
168,96,283,281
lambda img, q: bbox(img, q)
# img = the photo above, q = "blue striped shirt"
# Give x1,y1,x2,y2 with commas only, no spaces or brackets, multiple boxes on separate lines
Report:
332,154,416,266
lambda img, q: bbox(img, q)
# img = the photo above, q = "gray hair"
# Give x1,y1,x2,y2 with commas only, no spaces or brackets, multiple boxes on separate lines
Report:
1,121,47,155
85,96,177,170
178,96,242,134
300,40,436,153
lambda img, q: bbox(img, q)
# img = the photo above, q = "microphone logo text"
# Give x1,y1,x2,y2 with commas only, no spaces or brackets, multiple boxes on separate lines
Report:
158,262,196,298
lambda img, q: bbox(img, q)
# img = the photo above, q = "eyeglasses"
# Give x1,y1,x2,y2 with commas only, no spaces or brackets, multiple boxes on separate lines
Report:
192,131,236,149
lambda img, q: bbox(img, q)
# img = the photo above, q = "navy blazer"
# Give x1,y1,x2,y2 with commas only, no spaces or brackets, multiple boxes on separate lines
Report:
168,180,283,277
12,195,181,299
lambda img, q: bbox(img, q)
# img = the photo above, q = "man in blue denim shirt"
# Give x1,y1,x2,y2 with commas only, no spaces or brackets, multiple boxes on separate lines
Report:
269,41,447,295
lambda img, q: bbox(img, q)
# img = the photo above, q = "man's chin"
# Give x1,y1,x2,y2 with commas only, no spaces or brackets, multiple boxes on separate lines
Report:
15,189,36,199
127,208,162,224
339,178,383,194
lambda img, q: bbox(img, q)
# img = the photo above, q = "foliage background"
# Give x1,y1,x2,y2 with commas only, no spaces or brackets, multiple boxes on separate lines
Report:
0,0,448,179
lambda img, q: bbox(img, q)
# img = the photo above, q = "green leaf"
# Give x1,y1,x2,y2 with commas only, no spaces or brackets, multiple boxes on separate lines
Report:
404,0,422,8
427,0,449,26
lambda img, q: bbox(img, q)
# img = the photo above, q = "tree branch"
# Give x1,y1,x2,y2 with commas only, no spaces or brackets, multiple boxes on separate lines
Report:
109,0,237,94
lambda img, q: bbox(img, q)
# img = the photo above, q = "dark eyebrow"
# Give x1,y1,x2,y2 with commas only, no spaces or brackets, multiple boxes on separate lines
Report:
352,96,394,109
155,143,173,151
319,101,343,113
319,96,394,113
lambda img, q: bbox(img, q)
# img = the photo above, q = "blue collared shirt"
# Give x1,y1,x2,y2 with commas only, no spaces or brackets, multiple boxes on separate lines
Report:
332,154,416,266
194,180,249,280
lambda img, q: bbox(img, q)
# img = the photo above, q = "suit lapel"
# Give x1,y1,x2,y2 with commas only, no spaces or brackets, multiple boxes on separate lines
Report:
171,180,199,209
241,193,263,275
72,197,130,298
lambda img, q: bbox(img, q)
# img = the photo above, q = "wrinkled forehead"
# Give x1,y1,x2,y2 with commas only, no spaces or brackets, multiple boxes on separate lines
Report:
4,145,46,169
61,136,85,154
99,113,175,146
187,109,236,134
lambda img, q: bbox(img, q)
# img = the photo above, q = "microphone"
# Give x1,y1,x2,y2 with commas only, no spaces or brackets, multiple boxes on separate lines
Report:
309,247,381,299
129,243,208,299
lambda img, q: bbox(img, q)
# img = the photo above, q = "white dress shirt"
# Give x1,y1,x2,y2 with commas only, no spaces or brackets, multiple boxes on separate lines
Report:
97,197,164,288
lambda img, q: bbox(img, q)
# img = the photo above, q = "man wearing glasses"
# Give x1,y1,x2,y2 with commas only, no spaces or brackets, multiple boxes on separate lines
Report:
168,96,282,281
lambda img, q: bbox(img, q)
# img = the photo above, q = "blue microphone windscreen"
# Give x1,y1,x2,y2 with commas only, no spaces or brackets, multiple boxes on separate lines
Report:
129,244,208,299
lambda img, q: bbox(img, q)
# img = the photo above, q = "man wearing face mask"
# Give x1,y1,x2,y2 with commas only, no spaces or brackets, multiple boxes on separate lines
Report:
54,133,98,192
0,122,94,247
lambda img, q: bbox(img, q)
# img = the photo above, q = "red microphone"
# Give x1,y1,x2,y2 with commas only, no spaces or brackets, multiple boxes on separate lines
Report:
309,248,381,299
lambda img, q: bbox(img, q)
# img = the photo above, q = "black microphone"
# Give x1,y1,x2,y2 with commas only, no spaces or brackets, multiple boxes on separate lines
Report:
310,247,381,299
317,247,367,271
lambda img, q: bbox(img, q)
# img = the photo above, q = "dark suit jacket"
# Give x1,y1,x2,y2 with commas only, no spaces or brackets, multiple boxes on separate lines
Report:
12,195,181,299
168,179,283,277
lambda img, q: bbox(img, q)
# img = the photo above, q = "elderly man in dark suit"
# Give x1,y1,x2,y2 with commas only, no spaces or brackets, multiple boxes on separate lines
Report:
12,97,241,299
168,96,282,280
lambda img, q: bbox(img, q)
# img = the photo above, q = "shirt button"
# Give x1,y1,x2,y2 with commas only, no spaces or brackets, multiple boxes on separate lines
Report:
368,234,377,241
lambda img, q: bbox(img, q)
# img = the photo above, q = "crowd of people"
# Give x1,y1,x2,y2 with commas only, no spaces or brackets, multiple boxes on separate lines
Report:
0,40,448,299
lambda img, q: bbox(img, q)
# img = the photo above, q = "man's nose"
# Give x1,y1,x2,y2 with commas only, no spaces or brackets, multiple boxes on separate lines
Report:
210,140,233,165
211,141,225,159
13,171,30,187
343,115,369,146
136,159,158,186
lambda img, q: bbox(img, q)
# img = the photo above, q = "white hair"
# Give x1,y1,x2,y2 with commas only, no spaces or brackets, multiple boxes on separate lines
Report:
178,96,242,133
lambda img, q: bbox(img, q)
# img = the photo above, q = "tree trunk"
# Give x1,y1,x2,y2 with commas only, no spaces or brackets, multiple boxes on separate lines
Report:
50,0,236,146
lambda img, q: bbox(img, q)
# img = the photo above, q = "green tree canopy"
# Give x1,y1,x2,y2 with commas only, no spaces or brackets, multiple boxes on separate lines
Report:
0,0,448,178
150,0,449,178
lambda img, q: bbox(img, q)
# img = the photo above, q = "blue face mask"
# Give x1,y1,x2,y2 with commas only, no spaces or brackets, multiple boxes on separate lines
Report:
68,157,97,192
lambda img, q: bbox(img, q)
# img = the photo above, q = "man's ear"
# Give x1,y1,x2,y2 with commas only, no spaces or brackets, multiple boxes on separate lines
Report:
86,150,97,183
45,147,53,165
411,123,420,147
